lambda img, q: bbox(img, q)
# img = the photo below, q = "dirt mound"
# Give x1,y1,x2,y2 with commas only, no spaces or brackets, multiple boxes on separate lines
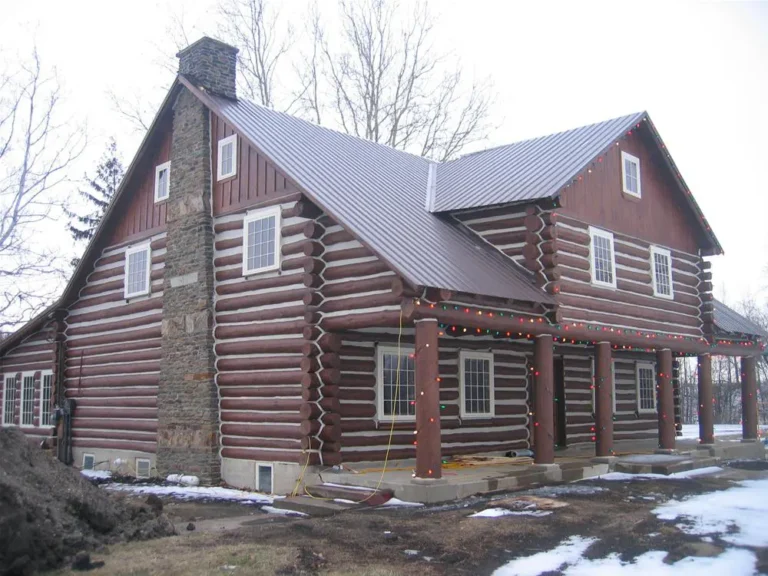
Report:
0,428,175,575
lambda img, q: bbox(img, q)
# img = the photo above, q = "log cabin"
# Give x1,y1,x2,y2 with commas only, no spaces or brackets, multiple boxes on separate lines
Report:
0,37,765,493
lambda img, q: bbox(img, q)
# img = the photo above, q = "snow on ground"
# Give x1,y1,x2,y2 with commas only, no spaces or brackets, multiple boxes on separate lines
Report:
654,478,768,547
261,505,307,517
104,483,274,503
380,497,424,507
80,469,112,480
523,484,606,497
470,508,551,518
678,424,768,440
589,466,722,481
493,536,596,576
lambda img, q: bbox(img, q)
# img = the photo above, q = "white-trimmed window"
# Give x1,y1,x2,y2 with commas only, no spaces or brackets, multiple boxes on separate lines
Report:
242,206,281,275
82,454,95,470
636,362,657,413
40,371,53,427
217,134,238,180
21,372,35,427
459,351,494,418
591,359,617,414
124,244,152,299
154,161,171,202
621,151,641,198
2,375,16,425
377,346,416,421
589,227,617,288
650,246,674,299
136,458,151,479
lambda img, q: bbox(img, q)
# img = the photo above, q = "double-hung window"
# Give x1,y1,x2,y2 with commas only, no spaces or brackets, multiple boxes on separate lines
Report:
21,372,35,427
377,346,416,421
589,227,617,288
40,371,53,427
459,351,494,418
650,246,674,299
242,206,280,275
154,161,171,202
621,151,641,198
636,362,656,413
217,135,238,180
2,375,16,425
124,244,152,299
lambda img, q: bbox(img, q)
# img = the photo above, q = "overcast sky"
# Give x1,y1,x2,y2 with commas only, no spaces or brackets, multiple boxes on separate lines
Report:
2,0,766,307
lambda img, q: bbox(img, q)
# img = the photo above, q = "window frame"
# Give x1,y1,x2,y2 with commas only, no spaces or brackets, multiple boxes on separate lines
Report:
82,453,95,470
650,246,674,300
621,151,641,198
458,350,495,419
217,134,238,181
39,370,53,427
241,205,281,276
136,458,152,479
123,243,152,299
376,345,416,422
154,161,171,203
636,361,657,414
257,463,274,494
2,374,16,426
588,226,617,288
20,371,35,427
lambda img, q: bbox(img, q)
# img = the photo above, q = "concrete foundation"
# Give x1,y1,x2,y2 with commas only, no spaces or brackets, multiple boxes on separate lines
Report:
221,457,309,494
72,447,155,476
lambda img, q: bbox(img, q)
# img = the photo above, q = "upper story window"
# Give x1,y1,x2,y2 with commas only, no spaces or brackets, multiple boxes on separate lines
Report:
217,135,238,181
621,151,641,198
588,226,617,288
2,375,16,425
154,161,171,202
636,362,656,413
459,351,494,418
124,244,151,299
20,372,35,427
242,206,281,275
40,371,53,427
650,246,674,299
377,346,416,421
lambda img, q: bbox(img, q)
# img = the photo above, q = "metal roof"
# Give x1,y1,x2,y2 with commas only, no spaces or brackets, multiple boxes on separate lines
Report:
194,81,554,305
433,112,646,212
713,300,768,338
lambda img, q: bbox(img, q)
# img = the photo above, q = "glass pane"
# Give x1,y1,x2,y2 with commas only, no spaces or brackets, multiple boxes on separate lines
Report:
127,249,149,295
246,215,276,272
463,357,491,415
382,352,416,417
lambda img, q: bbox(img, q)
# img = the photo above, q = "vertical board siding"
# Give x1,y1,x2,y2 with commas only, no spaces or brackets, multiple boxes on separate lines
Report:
64,233,167,455
211,114,299,216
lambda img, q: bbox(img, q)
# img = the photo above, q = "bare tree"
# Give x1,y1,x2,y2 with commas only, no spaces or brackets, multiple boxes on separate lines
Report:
0,50,85,330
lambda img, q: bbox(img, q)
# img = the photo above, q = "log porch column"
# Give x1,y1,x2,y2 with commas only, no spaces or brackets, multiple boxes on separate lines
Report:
741,356,758,441
657,349,676,450
414,318,442,479
533,334,555,465
594,342,614,457
697,354,714,445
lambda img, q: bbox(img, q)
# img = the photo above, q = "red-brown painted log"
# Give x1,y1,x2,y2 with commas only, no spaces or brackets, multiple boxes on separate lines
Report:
323,246,373,263
215,338,305,356
66,374,160,389
741,356,758,440
219,386,302,400
217,356,302,372
557,294,700,327
414,319,441,479
71,418,157,432
322,261,391,282
221,423,302,439
215,320,306,340
657,349,675,449
466,215,526,232
65,348,161,368
217,370,304,386
323,229,354,245
66,313,163,337
221,437,302,450
221,447,302,463
594,342,614,457
697,353,714,444
65,387,158,399
216,272,299,296
301,385,340,402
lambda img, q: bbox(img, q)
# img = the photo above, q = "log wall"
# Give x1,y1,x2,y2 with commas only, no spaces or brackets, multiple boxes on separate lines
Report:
63,233,167,456
452,206,530,265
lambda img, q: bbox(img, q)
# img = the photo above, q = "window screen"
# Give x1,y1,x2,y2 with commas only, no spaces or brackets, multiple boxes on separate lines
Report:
380,350,415,418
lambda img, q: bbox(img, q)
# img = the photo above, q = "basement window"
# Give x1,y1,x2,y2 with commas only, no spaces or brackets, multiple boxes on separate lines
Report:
588,227,617,288
82,454,95,470
377,346,416,421
459,351,494,418
2,375,16,425
154,161,171,202
242,206,281,275
650,246,674,299
40,371,53,427
124,244,152,299
636,362,656,413
621,151,641,198
217,134,238,180
136,458,152,479
20,372,35,427
257,464,273,494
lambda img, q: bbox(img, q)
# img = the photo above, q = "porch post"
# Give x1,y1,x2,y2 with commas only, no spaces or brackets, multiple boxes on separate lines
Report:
414,318,442,479
657,348,676,450
533,334,555,464
697,353,714,444
741,356,758,441
594,342,614,457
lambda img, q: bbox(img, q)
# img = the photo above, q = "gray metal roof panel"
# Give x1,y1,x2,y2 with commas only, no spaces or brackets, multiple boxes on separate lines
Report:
713,300,768,338
433,112,646,212
206,91,554,304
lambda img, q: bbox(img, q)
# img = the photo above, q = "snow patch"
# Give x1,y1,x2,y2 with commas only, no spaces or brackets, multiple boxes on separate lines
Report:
561,548,756,575
381,497,424,507
470,508,552,518
493,536,596,576
261,505,307,517
589,466,722,482
104,483,273,503
80,470,112,480
167,474,200,486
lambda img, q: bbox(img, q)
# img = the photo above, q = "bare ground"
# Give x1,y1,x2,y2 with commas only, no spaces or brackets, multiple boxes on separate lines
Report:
47,464,768,576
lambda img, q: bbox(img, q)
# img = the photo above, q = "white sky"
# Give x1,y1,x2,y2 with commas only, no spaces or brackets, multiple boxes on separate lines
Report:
2,0,766,306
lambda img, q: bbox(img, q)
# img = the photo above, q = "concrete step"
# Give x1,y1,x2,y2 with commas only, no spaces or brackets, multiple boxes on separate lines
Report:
270,496,352,517
305,483,394,506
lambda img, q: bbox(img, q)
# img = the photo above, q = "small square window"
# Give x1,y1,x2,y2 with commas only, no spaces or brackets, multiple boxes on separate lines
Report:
40,371,53,427
82,454,95,470
377,346,416,421
2,375,16,425
154,161,171,202
136,458,152,479
650,246,674,299
621,151,641,198
217,134,238,180
124,244,151,299
636,363,656,413
257,464,273,494
242,206,281,275
459,351,494,418
589,227,617,288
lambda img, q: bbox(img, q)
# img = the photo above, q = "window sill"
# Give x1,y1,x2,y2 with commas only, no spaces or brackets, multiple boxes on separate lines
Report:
621,190,642,202
153,197,169,205
217,173,237,183
590,281,617,290
459,414,495,421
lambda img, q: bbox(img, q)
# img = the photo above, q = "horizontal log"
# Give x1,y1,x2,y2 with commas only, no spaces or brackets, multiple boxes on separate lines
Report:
215,338,305,356
216,288,306,312
216,271,301,296
323,229,354,245
217,356,302,372
75,407,156,419
466,215,526,233
220,447,302,463
217,371,304,386
320,307,412,332
215,319,306,340
70,296,163,324
221,436,302,450
65,360,160,379
221,423,302,439
558,295,699,328
556,227,590,246
220,411,303,424
69,396,157,409
65,338,162,359
66,374,160,388
561,307,701,336
219,386,302,399
66,313,163,337
484,230,528,246
322,276,394,299
615,254,651,272
299,420,340,441
71,418,157,432
71,429,156,442
323,261,391,282
65,349,162,368
319,292,400,314
71,439,156,454
323,246,373,263
65,387,158,399
216,305,305,326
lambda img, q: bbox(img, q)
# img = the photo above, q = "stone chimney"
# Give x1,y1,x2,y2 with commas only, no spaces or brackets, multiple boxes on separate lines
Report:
177,37,238,99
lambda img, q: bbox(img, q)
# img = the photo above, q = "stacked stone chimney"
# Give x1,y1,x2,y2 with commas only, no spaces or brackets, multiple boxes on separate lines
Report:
156,37,237,482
